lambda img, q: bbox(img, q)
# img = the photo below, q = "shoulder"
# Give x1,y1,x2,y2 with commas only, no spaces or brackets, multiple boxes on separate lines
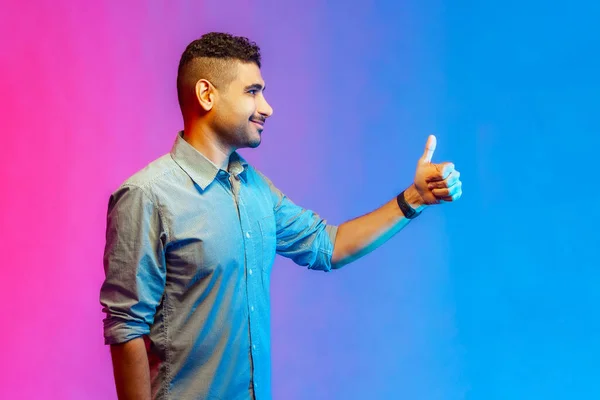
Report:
122,154,177,187
248,164,278,187
247,165,279,192
110,154,182,202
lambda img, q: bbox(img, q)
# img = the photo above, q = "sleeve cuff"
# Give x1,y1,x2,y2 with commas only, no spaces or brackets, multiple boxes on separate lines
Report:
103,318,150,345
308,223,338,272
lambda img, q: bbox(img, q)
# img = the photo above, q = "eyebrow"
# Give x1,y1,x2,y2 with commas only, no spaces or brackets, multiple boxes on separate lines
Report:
244,83,266,92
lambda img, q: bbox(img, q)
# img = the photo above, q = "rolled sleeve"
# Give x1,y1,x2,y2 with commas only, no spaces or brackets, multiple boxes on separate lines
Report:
257,171,338,271
100,184,167,345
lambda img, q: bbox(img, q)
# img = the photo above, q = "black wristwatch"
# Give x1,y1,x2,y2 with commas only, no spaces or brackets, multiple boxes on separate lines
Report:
396,190,422,219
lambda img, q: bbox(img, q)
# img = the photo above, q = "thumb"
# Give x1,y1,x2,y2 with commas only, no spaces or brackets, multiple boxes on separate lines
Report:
420,134,437,163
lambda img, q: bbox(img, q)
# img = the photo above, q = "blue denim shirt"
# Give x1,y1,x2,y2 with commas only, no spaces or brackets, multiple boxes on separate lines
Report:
100,132,338,400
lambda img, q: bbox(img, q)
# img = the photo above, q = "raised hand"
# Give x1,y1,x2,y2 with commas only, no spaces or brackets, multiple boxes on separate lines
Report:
413,135,462,205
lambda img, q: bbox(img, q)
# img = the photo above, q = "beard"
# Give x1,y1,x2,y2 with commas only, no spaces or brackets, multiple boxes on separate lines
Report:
210,98,264,150
246,134,261,148
212,116,262,150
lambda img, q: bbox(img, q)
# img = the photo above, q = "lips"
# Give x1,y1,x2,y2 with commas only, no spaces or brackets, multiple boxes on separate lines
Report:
251,120,264,129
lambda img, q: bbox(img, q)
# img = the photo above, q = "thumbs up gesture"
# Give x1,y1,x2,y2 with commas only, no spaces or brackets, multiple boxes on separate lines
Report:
413,135,462,205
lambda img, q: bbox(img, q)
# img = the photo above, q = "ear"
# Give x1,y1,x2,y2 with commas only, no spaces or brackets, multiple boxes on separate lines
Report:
195,79,215,112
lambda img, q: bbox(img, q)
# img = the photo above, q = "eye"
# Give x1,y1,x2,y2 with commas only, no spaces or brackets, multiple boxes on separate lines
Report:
248,89,258,95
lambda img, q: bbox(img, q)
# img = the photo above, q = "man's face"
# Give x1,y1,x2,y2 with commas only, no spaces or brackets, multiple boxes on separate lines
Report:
212,61,273,150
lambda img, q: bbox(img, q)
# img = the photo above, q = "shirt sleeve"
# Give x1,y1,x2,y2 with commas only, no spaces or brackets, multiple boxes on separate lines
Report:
255,170,338,272
100,184,167,345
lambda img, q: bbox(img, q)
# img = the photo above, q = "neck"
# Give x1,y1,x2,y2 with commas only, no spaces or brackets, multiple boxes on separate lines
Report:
182,120,233,171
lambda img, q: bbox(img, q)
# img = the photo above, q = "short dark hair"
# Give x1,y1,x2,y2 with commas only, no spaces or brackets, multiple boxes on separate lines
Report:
176,32,262,111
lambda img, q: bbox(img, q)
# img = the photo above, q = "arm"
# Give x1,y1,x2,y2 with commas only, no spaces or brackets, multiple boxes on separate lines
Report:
110,338,151,400
100,185,167,399
331,135,462,268
331,184,426,268
254,169,338,271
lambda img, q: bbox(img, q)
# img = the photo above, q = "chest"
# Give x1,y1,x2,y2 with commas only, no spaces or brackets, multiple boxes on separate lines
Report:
159,177,276,282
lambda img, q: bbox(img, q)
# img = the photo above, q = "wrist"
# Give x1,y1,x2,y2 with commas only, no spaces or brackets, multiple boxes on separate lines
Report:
403,184,428,213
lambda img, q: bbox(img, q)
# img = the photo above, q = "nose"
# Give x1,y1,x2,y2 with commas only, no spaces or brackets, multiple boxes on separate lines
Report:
258,95,273,118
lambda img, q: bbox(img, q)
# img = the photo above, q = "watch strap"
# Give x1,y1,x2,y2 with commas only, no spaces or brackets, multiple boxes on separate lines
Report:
396,190,422,219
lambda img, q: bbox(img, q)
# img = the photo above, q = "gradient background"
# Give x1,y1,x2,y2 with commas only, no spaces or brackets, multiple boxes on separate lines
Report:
1,1,599,399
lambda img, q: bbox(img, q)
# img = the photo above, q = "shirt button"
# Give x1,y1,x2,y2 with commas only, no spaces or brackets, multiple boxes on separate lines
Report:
252,344,256,350
249,269,253,275
246,232,251,238
250,305,255,312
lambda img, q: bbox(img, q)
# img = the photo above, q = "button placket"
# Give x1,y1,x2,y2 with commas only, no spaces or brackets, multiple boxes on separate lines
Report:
231,174,263,393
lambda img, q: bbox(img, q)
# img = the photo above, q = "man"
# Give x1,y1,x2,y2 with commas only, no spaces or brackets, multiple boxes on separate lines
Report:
100,32,462,400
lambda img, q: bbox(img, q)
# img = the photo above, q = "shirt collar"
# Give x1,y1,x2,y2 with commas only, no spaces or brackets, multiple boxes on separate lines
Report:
170,131,249,190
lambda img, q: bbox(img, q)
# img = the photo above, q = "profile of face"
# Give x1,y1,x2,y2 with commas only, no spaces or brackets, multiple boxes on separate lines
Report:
207,61,274,150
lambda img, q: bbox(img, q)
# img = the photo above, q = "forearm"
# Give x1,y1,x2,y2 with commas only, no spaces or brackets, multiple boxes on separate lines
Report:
331,185,426,268
110,337,151,400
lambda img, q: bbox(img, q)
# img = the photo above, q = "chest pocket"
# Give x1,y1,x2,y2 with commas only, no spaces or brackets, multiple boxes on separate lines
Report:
257,214,276,275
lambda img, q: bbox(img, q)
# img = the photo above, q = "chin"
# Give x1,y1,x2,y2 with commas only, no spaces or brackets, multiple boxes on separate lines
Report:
247,137,261,148
235,129,262,149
